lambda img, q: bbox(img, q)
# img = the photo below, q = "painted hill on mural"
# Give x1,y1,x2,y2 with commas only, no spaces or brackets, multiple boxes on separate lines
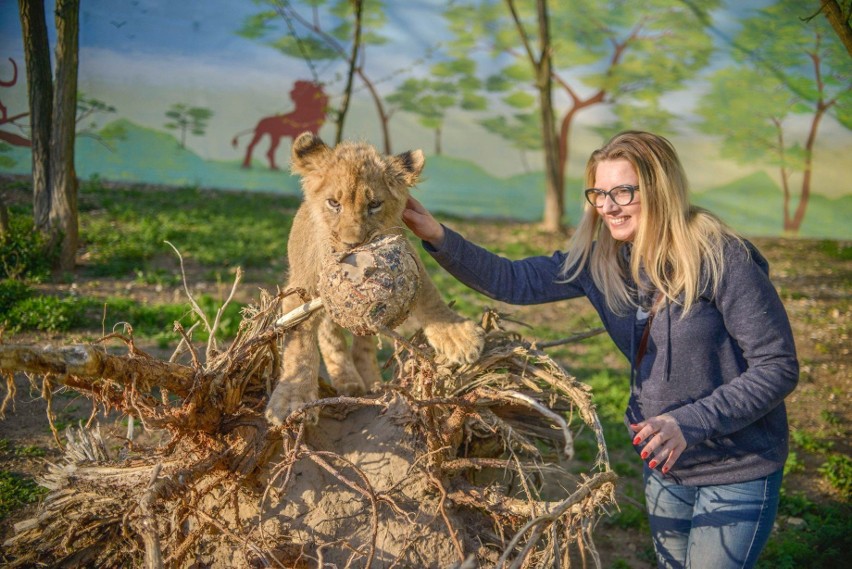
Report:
1,119,849,239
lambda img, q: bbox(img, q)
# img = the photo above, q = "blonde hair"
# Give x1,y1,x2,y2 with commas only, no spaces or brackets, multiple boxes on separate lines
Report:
561,131,741,315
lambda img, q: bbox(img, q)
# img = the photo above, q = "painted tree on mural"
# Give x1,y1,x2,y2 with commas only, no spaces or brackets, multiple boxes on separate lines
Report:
238,0,403,154
18,0,80,271
443,0,719,231
164,104,214,150
696,0,851,234
386,62,487,156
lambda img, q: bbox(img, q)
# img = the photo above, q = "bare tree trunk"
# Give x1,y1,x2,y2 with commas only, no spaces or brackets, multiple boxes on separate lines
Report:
533,0,562,233
360,72,393,154
773,119,793,231
788,102,827,233
335,0,363,145
18,0,53,232
50,0,80,271
505,0,563,232
819,0,852,57
786,43,837,234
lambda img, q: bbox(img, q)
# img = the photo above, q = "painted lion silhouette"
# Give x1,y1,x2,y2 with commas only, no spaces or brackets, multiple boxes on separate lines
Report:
231,80,328,170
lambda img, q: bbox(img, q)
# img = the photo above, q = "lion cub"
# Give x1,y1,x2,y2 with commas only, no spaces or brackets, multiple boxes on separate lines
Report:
265,132,484,425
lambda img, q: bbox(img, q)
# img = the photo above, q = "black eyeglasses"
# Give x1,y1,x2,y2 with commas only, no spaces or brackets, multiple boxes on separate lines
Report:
584,184,640,208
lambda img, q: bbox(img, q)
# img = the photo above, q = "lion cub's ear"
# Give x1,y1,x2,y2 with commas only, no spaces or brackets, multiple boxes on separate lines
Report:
386,150,425,188
291,132,331,175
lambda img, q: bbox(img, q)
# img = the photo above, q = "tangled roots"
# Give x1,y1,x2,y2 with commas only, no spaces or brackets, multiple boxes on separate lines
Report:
1,291,615,568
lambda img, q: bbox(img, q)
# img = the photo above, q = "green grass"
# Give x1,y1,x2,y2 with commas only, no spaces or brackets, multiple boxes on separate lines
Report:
2,287,244,342
757,492,852,568
78,176,300,279
0,212,56,281
0,471,48,520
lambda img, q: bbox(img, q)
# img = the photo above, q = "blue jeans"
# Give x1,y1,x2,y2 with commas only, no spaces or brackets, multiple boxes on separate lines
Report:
643,466,782,569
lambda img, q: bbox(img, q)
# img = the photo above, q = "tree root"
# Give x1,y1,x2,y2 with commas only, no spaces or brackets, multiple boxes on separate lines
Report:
0,289,616,568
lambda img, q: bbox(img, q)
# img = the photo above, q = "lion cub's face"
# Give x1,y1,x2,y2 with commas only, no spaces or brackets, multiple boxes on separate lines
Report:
291,133,425,252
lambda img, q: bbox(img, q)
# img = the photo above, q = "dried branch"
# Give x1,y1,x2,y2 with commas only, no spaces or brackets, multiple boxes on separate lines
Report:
206,267,242,361
0,343,196,396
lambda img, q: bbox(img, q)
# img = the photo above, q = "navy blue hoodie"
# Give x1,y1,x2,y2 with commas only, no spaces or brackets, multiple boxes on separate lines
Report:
425,227,798,486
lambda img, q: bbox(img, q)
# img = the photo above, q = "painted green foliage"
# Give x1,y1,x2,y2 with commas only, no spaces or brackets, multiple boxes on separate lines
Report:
697,0,851,233
238,0,389,63
238,0,398,150
442,0,719,172
164,104,214,149
386,58,488,155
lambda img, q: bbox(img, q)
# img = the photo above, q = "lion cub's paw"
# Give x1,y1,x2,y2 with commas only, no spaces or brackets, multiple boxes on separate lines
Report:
425,319,484,365
265,382,319,426
335,379,368,397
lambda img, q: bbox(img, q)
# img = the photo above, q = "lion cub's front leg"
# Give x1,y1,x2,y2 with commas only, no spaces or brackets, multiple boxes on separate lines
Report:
265,299,322,425
411,274,484,365
317,315,378,395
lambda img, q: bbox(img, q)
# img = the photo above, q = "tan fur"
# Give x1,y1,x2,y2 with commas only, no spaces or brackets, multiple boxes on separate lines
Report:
265,133,484,425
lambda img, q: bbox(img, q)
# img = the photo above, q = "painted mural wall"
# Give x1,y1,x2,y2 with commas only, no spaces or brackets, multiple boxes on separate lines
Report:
1,0,850,238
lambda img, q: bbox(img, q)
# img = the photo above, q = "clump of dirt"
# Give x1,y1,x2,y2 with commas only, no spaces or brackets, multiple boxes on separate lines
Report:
318,233,421,335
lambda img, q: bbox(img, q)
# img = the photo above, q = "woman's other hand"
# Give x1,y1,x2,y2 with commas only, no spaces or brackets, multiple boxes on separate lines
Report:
402,197,446,247
631,415,687,474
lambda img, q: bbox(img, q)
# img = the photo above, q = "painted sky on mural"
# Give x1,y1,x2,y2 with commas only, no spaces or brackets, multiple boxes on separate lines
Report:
1,0,849,202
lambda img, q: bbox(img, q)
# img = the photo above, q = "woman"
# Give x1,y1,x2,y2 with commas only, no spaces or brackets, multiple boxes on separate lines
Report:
402,131,798,568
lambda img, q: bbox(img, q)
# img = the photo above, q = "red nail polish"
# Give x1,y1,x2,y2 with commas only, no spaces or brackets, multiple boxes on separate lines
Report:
649,460,658,469
641,451,648,459
662,466,669,474
633,436,641,445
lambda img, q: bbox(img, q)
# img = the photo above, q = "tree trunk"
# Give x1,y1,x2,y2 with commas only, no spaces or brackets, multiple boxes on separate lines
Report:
788,103,828,233
50,0,80,271
534,0,563,233
360,71,393,154
505,0,563,232
18,0,53,232
335,0,363,145
819,0,852,57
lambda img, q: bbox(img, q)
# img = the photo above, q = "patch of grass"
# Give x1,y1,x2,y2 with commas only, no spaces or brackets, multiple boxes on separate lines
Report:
758,492,852,568
0,471,48,520
606,502,647,531
0,211,57,281
790,429,833,454
4,295,88,332
602,482,648,533
0,279,32,313
818,454,851,500
820,409,842,428
817,240,852,261
14,445,46,458
79,181,299,278
783,451,805,476
98,294,246,341
2,291,244,341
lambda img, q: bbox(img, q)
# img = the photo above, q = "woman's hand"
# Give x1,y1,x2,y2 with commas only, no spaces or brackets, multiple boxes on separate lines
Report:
631,415,687,474
402,196,445,247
